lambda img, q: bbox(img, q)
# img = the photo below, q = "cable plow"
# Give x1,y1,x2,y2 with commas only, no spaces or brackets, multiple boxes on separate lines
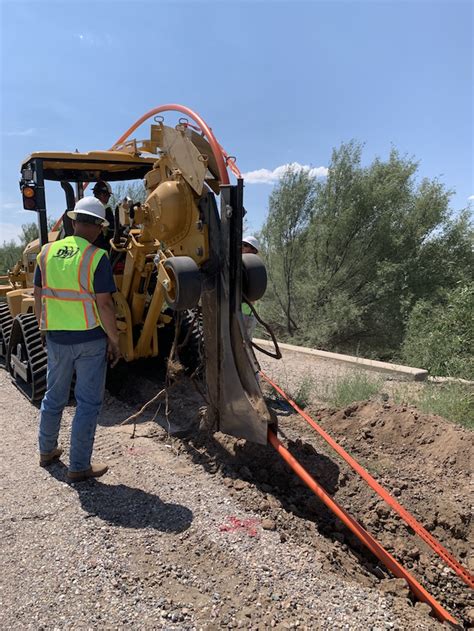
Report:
26,105,468,626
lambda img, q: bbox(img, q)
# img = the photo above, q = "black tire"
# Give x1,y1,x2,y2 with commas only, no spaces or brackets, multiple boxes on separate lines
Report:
163,256,201,311
242,253,267,302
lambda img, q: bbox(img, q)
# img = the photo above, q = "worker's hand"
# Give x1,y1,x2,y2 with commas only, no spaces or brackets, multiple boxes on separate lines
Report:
107,339,122,368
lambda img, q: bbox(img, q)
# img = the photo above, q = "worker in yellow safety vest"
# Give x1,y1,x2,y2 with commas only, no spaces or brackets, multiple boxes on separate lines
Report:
241,235,260,340
33,196,121,482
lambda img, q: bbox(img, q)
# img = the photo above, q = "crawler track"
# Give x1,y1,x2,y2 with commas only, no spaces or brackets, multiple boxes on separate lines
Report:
7,314,47,402
0,302,13,367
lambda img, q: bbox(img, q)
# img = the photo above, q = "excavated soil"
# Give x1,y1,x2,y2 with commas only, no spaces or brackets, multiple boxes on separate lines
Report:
1,349,473,629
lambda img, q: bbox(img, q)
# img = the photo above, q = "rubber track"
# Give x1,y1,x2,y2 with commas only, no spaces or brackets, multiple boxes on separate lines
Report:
262,371,474,590
8,314,47,402
0,303,13,367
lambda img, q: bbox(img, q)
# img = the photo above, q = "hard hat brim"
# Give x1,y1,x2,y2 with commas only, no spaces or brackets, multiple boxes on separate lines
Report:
67,209,109,228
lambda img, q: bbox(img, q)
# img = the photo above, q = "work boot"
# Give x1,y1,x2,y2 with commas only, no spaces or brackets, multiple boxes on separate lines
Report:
67,462,109,482
39,447,63,467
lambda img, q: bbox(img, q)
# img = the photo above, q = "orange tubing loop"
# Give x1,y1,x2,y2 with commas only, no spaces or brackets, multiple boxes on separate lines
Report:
52,104,236,233
261,371,474,590
268,430,458,626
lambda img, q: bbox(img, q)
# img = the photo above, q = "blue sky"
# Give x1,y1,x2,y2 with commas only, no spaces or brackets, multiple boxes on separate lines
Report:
1,0,472,242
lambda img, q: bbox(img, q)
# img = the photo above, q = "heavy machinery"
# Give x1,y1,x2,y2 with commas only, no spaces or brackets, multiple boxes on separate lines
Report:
0,105,273,444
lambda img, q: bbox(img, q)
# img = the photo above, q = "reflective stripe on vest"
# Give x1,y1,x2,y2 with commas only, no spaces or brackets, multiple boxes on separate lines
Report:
37,237,105,331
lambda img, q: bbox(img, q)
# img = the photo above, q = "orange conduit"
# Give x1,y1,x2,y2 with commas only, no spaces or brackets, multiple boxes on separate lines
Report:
262,371,474,590
52,104,239,232
268,430,458,626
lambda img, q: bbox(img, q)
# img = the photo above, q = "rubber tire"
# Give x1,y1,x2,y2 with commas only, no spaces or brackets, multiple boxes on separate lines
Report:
163,256,201,311
242,253,267,302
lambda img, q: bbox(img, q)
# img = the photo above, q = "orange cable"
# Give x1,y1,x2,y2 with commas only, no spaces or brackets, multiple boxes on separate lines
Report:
52,104,238,232
268,430,458,625
261,371,474,590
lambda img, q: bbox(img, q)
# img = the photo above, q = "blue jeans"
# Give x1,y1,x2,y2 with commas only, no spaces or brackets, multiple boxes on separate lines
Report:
38,337,107,472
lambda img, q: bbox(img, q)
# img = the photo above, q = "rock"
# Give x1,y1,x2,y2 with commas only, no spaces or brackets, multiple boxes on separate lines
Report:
463,607,474,626
262,519,276,531
233,479,248,491
414,602,432,616
379,578,409,598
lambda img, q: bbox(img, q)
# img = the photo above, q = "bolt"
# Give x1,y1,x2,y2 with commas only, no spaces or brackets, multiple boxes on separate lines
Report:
162,279,170,290
226,204,233,218
196,247,203,257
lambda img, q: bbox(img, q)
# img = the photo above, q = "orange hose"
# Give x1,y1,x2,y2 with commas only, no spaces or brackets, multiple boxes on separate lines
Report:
268,430,458,625
52,104,235,232
262,371,474,590
111,104,230,184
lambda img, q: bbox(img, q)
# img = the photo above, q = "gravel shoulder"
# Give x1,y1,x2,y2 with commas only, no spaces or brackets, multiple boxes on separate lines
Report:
0,356,470,629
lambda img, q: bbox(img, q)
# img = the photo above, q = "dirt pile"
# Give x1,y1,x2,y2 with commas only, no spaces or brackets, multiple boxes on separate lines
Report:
178,396,473,626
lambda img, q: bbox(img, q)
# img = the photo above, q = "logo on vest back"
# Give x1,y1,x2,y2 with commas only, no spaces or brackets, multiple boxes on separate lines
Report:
53,246,80,259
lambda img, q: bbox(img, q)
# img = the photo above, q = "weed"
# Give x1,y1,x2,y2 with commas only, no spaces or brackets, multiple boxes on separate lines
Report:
393,382,473,429
321,371,383,408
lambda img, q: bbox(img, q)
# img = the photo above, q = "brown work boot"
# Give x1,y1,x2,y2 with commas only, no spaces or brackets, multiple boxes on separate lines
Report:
67,462,109,482
39,447,63,467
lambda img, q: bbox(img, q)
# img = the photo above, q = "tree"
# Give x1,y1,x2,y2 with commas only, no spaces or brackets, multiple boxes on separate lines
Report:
260,141,473,361
401,282,474,378
261,167,315,335
0,219,57,275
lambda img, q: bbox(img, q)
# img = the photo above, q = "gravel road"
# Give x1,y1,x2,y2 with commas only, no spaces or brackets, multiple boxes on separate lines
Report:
0,358,462,630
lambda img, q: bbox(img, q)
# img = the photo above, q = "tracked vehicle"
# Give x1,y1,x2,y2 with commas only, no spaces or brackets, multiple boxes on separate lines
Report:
0,105,272,443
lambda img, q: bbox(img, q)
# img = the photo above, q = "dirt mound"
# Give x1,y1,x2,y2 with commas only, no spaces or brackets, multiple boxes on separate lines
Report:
176,396,473,626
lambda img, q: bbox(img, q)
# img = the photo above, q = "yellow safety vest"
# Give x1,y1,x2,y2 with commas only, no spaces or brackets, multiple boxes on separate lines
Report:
37,236,106,331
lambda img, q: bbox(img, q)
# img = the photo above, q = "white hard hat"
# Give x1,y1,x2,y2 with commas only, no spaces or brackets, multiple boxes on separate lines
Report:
67,196,109,227
242,235,260,252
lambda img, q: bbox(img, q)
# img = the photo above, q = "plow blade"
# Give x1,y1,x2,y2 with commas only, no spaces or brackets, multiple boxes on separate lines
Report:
200,181,273,445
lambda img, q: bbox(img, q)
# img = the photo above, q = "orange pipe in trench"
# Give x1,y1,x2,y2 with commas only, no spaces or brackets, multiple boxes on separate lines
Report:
268,430,458,626
261,371,474,590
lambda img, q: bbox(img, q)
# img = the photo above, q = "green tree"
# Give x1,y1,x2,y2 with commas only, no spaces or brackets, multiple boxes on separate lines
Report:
261,167,315,335
401,282,474,378
260,141,473,361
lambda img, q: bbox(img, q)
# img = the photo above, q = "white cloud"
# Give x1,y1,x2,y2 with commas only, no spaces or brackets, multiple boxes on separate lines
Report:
75,32,113,47
468,195,474,201
242,162,328,184
0,223,22,244
4,128,36,137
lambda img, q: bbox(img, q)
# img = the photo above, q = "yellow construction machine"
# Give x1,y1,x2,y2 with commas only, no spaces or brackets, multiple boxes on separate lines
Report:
0,106,273,444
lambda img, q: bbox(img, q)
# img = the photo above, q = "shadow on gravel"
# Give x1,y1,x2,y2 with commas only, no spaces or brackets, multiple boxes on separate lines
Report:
181,429,342,534
47,464,193,533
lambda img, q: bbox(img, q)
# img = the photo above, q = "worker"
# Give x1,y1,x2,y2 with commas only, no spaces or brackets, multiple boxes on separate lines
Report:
92,181,115,249
33,196,121,482
241,235,260,340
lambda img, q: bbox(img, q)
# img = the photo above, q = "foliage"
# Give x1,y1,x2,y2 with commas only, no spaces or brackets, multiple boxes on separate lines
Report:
261,168,314,335
260,142,473,372
320,371,383,408
0,220,57,275
393,382,474,429
110,181,147,209
401,282,474,379
289,376,314,409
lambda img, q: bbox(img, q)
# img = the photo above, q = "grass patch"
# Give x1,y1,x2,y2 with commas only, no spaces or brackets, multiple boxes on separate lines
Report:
320,371,383,408
393,382,474,429
286,376,314,409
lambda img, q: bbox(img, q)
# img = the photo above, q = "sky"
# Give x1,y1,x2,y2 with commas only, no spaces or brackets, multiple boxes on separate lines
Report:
0,0,472,243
